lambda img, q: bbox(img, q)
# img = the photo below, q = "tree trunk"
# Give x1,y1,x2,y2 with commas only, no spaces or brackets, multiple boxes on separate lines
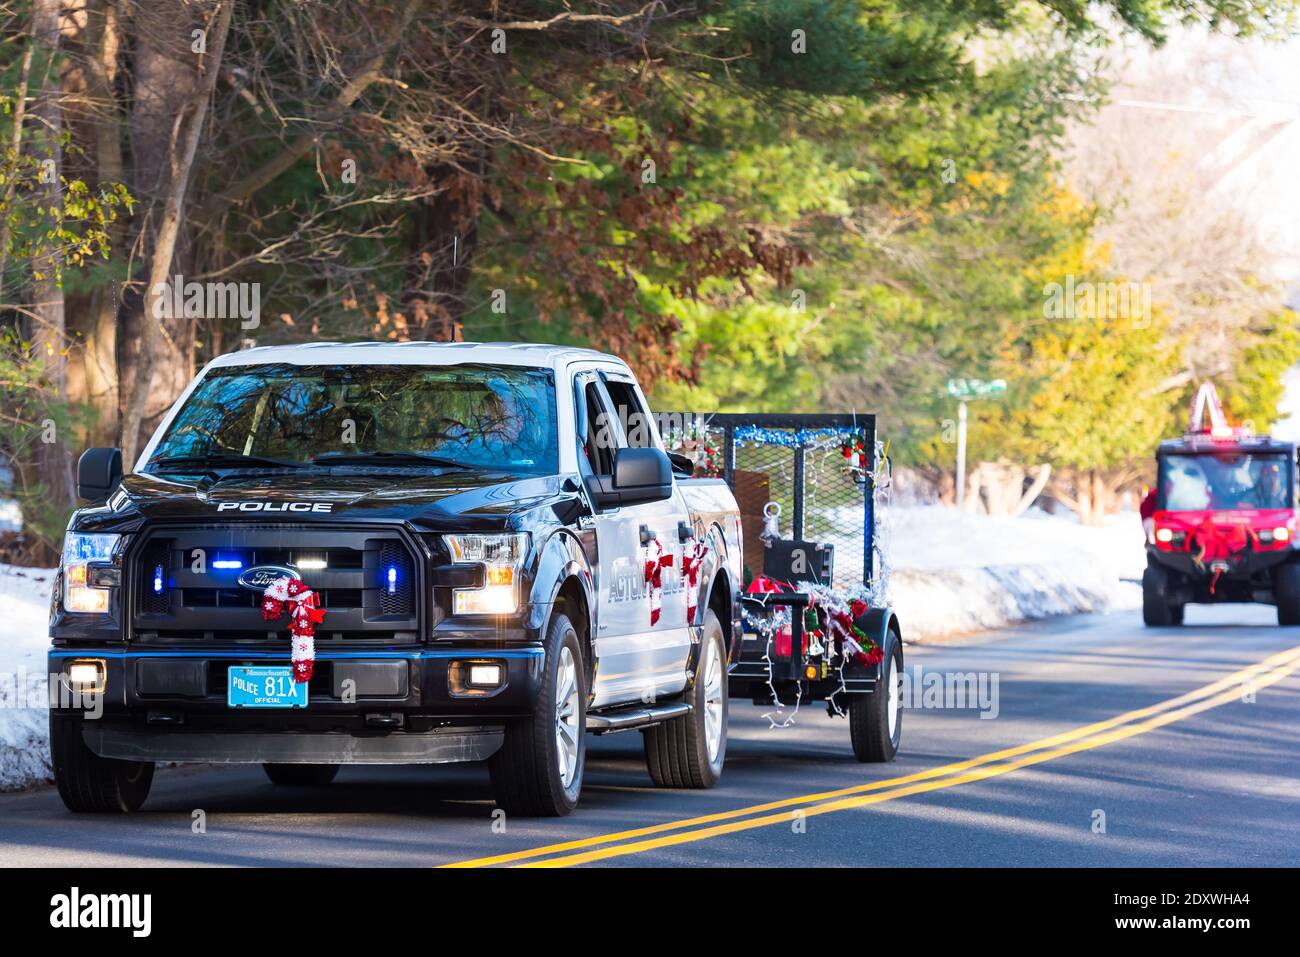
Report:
119,0,233,466
29,0,76,513
0,18,35,297
78,0,125,446
1050,467,1134,527
402,166,482,341
960,460,1050,516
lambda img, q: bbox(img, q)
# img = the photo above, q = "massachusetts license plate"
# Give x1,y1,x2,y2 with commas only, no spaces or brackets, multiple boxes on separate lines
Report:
227,666,308,708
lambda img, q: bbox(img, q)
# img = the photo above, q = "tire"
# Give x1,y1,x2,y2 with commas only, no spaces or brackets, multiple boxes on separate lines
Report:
263,763,340,786
489,611,586,816
50,714,154,813
1142,564,1177,627
1276,564,1300,625
850,626,902,763
643,609,728,788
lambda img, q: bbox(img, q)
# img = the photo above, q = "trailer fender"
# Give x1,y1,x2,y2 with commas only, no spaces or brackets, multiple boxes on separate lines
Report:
856,606,902,681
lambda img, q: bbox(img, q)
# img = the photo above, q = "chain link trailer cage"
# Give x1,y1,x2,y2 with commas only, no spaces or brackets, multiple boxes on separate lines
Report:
661,413,903,761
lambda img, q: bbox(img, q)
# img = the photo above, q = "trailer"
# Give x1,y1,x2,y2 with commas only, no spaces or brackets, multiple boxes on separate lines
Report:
666,413,903,761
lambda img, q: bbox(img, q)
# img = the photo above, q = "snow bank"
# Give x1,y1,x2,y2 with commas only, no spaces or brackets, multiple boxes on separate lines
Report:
0,565,55,790
885,505,1144,641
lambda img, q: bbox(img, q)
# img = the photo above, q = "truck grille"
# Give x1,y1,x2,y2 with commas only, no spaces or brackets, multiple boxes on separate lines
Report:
131,526,421,643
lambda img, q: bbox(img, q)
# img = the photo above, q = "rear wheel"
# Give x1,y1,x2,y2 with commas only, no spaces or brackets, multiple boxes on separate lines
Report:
50,714,154,813
489,611,586,816
643,610,728,788
263,764,339,786
850,626,903,763
1276,564,1300,625
1142,564,1178,626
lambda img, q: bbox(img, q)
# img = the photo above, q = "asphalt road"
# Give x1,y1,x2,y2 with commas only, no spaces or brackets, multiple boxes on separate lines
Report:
3,604,1299,867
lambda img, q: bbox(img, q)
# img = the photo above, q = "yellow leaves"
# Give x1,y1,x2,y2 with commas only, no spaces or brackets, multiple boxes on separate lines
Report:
963,169,1012,196
1033,183,1095,236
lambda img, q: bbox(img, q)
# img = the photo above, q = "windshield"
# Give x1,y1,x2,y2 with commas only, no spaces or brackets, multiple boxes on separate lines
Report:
146,362,558,474
1157,452,1293,511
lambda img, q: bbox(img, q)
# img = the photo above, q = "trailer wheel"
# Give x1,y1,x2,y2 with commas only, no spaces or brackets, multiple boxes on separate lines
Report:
50,713,154,813
1276,564,1300,625
850,625,902,763
1142,564,1178,626
643,610,728,789
263,764,339,786
489,611,586,816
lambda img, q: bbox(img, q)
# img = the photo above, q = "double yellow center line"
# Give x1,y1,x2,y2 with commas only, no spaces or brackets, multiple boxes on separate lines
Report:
444,642,1300,868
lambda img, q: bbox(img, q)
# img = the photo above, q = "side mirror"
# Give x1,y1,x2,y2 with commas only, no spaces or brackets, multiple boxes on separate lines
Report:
666,450,695,476
590,447,674,508
77,448,123,503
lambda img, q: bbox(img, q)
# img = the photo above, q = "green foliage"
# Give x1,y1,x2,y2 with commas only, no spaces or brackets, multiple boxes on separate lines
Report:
0,147,132,288
1221,306,1300,431
0,327,89,556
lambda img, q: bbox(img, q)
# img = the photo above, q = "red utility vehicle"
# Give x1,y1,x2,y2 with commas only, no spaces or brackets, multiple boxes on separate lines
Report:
1144,384,1300,626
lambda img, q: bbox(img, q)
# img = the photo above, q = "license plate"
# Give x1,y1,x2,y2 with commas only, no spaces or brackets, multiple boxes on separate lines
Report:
227,666,308,708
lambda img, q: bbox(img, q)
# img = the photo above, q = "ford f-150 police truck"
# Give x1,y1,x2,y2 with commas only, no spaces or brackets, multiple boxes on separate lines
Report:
50,342,742,816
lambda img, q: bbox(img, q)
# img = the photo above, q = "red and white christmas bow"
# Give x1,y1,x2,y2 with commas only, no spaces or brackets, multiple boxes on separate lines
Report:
680,536,709,624
841,630,884,667
260,576,326,682
826,598,880,666
643,538,674,626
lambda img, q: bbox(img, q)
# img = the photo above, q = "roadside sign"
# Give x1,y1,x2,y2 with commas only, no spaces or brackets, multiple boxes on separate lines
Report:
947,378,1006,400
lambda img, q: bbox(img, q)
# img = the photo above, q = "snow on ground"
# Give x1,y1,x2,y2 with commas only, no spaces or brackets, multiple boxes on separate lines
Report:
885,505,1145,642
0,565,55,791
0,506,1147,791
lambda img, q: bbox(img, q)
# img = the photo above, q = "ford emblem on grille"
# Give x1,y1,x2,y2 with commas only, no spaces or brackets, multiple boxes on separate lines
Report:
237,565,301,592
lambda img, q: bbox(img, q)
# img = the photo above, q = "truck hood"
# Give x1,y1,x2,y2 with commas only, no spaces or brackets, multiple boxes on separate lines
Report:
73,468,580,535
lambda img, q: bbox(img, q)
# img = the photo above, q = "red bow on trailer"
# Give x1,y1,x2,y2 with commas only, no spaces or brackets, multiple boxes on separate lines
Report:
261,576,327,682
744,575,793,596
643,539,675,626
827,599,881,666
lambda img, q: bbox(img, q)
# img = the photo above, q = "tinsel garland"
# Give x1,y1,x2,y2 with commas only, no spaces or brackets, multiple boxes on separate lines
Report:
733,425,863,449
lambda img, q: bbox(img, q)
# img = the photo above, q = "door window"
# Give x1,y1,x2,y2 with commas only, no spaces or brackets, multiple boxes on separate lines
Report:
603,377,657,449
579,380,619,476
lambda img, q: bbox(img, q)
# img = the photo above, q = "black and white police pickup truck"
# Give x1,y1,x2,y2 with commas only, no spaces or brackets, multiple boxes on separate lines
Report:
50,342,743,816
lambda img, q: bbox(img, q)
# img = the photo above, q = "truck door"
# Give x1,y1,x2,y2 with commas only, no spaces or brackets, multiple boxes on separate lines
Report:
576,371,691,708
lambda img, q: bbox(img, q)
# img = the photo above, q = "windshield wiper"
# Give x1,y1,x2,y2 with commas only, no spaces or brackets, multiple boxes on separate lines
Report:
154,453,304,471
310,451,474,469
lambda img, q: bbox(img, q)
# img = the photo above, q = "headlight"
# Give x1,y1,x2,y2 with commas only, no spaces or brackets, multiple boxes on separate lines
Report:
62,532,122,614
444,533,530,615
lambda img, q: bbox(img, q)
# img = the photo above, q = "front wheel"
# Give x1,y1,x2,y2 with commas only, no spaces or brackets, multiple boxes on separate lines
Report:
643,610,728,788
489,611,586,816
1142,564,1179,626
50,714,154,813
850,626,902,763
1276,564,1300,625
